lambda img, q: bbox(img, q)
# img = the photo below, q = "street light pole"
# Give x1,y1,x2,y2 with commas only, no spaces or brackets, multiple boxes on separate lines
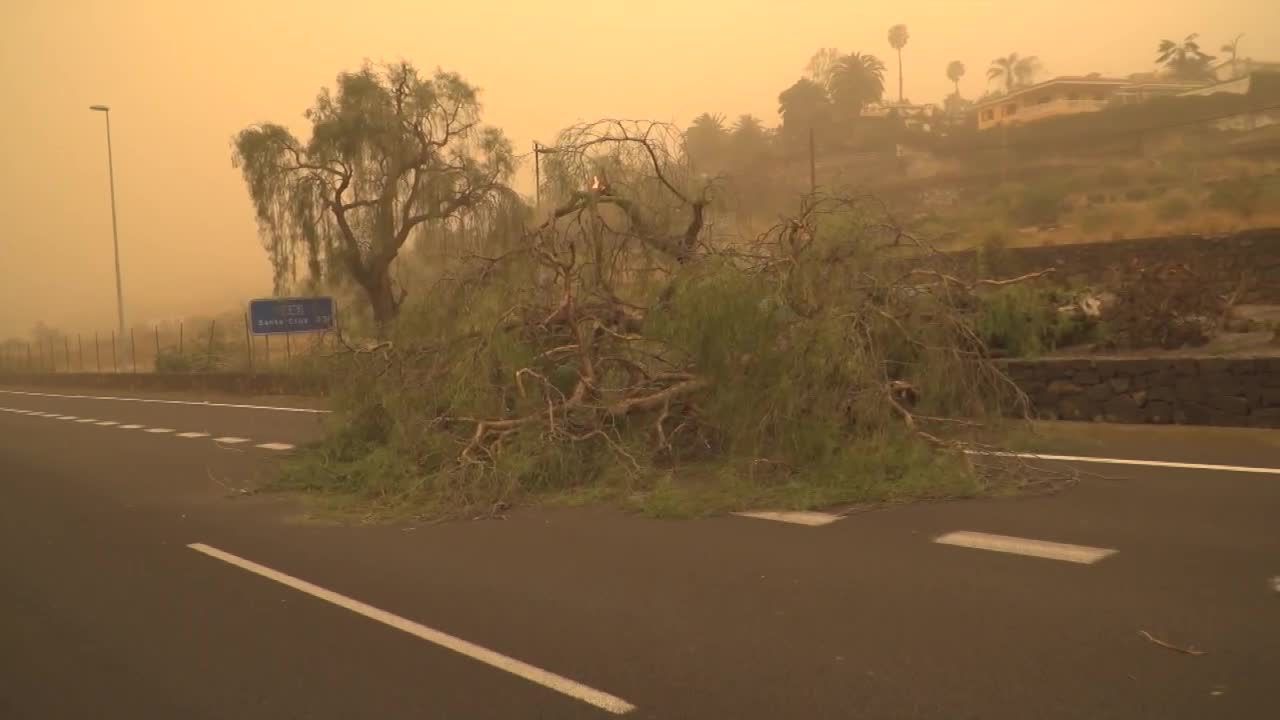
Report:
90,105,125,338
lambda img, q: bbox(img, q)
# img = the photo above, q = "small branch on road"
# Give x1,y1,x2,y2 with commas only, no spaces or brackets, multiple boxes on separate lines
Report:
1138,630,1207,656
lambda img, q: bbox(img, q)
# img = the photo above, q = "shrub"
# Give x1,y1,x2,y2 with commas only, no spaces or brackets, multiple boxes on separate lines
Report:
975,285,1098,358
1097,166,1131,187
1208,177,1265,218
1156,193,1194,222
1123,187,1149,202
1012,184,1067,227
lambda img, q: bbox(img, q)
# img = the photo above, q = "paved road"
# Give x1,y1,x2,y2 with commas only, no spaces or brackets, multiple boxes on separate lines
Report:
2,387,1278,718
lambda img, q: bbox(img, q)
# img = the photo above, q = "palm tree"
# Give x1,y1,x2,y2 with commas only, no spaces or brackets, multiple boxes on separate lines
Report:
888,24,910,104
778,78,831,137
946,60,966,97
1220,33,1244,79
987,53,1041,93
828,52,886,119
805,48,842,87
685,113,728,171
1156,34,1216,81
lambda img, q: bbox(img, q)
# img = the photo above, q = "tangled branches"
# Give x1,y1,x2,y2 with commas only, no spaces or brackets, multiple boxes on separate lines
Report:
314,120,1051,517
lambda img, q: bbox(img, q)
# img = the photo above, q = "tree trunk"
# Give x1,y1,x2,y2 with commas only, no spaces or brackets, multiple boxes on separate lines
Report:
897,49,904,104
364,270,399,338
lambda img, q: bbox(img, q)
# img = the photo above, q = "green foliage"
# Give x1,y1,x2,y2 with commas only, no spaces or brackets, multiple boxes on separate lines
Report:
283,198,1023,521
232,61,515,325
1208,176,1266,218
975,285,1097,357
1156,192,1195,221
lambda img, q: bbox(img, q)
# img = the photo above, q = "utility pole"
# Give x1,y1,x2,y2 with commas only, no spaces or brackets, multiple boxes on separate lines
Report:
90,105,125,338
809,126,817,195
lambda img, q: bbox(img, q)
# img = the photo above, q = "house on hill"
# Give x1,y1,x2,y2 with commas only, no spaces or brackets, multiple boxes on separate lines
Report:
975,76,1205,131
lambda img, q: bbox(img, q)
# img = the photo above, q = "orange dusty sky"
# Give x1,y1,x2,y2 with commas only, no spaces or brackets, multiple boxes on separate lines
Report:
1,0,1275,337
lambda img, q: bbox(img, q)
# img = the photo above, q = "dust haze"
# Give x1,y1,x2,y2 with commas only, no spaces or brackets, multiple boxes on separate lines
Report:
1,0,1276,337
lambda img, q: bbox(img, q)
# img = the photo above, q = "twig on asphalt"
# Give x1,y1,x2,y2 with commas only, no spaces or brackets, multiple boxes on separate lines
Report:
1138,630,1207,656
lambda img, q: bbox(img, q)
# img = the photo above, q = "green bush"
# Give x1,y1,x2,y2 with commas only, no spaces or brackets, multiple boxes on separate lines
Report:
1156,193,1194,222
975,285,1097,358
1208,177,1265,218
1097,166,1132,187
1012,184,1067,228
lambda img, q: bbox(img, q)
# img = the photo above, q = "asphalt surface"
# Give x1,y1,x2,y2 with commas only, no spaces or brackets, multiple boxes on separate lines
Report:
2,386,1279,719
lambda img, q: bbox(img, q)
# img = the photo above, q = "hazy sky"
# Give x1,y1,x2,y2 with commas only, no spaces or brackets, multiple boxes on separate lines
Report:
2,0,1276,337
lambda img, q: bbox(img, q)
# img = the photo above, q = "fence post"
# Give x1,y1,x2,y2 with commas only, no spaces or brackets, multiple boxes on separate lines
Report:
49,339,55,373
78,334,84,371
111,332,118,373
285,332,292,368
154,325,161,368
265,333,271,370
95,333,101,372
27,341,32,371
243,313,253,373
179,321,184,355
65,337,71,373
130,328,137,373
206,320,217,370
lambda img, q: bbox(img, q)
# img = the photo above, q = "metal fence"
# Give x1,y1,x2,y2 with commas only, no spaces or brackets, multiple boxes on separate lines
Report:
0,314,338,375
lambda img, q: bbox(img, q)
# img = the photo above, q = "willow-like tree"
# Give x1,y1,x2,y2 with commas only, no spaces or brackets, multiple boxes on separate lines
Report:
232,62,515,329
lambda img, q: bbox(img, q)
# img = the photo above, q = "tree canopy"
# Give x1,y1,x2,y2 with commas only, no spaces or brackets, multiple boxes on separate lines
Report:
828,53,886,119
987,53,1041,93
232,61,515,328
1157,34,1216,81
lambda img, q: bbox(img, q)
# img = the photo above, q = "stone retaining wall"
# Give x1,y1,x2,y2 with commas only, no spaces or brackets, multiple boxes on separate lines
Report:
952,227,1280,303
1003,357,1280,428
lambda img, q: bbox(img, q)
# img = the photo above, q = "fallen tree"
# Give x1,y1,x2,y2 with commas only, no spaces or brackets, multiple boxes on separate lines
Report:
288,120,1058,518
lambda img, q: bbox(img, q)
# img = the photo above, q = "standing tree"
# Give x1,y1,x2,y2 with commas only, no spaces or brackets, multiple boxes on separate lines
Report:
828,52,887,120
1219,34,1244,79
805,48,843,88
778,77,832,141
987,53,1041,93
888,24,910,104
232,62,515,330
1156,34,1216,81
946,60,967,98
685,113,729,172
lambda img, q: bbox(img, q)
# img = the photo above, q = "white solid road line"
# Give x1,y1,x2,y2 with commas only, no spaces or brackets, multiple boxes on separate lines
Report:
186,543,636,715
119,424,145,430
969,450,1280,476
256,442,296,451
0,389,329,414
935,530,1117,565
176,432,211,438
733,511,842,527
214,436,251,444
75,418,97,423
96,421,119,426
56,415,78,420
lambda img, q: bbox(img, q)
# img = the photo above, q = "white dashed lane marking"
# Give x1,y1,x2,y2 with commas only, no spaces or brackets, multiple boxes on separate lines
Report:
733,511,842,527
0,406,297,453
935,531,1117,565
0,389,328,414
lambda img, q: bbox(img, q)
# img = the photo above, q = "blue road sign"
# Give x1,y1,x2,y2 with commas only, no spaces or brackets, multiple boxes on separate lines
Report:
249,297,335,335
